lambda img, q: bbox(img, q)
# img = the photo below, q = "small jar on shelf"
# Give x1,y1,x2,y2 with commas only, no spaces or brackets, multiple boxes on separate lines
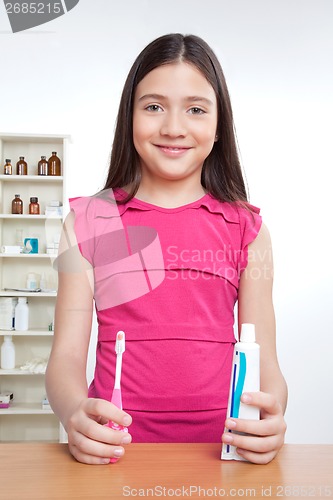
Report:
16,156,28,175
12,194,23,214
48,152,61,176
38,156,48,176
4,158,12,175
29,197,40,215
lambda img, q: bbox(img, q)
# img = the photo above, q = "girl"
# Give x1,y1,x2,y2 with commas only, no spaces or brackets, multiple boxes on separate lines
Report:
45,33,287,465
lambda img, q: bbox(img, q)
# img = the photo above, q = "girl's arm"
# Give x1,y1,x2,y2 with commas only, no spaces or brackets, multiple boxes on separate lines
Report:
222,222,287,464
45,212,132,465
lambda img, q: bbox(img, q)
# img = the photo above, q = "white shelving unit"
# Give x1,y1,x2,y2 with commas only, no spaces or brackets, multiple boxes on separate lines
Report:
0,132,69,442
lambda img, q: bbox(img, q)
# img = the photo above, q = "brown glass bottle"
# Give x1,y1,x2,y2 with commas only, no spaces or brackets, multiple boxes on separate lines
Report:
29,197,40,215
38,156,48,175
4,159,12,175
12,194,23,214
16,156,28,175
48,152,61,176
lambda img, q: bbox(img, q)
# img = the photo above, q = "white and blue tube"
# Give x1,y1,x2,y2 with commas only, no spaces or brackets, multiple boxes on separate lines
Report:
221,323,260,461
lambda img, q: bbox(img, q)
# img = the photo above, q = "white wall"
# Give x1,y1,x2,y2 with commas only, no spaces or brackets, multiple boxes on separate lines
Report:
1,0,332,444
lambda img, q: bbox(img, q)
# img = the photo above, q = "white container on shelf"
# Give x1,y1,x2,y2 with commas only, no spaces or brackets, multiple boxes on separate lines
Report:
26,273,38,290
1,335,16,369
0,297,17,330
15,297,29,331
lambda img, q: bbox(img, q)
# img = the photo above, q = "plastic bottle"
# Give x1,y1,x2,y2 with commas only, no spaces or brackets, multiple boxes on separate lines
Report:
1,335,16,369
48,152,61,176
221,323,260,461
11,194,23,214
38,156,48,176
26,273,38,290
4,159,12,175
29,197,40,215
15,297,29,331
16,156,28,175
15,228,24,252
40,272,47,291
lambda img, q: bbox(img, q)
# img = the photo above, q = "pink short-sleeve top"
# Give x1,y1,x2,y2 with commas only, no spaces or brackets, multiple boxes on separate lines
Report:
69,188,262,442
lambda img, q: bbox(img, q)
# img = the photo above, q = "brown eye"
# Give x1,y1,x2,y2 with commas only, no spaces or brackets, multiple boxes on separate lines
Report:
146,104,163,112
188,107,205,115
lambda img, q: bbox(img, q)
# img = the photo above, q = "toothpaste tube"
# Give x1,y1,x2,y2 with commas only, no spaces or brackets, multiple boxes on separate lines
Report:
221,323,260,461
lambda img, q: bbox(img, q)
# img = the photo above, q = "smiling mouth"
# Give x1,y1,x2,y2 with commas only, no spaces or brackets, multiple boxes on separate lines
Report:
156,145,191,154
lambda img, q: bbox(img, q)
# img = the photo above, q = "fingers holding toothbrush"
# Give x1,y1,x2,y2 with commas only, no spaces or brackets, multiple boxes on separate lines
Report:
66,332,130,464
222,391,286,464
66,397,132,465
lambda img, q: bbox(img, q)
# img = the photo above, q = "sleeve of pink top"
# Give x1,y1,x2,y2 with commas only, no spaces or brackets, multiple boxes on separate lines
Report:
238,203,262,274
69,196,96,266
69,190,126,269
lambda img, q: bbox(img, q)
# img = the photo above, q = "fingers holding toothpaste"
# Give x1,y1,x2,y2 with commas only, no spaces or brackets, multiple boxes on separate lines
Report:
66,397,132,465
222,391,286,464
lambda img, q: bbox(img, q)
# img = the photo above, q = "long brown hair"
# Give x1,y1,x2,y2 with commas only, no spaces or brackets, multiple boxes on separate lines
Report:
103,33,248,203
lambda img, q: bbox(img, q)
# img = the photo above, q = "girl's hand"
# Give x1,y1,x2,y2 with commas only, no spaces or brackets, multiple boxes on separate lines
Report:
222,391,287,464
66,398,132,465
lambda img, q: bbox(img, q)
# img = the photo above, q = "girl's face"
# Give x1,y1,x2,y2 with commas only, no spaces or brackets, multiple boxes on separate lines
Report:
133,62,218,189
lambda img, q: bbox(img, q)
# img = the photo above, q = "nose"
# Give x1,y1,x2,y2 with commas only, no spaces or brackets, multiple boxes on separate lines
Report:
160,110,186,138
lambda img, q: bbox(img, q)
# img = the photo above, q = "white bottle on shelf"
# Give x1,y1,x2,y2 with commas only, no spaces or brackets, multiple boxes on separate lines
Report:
1,335,16,369
40,272,47,291
15,297,29,331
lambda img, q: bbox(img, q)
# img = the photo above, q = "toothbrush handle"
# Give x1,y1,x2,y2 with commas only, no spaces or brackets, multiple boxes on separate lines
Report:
108,422,128,463
111,388,122,409
108,386,128,433
108,387,127,431
107,388,128,463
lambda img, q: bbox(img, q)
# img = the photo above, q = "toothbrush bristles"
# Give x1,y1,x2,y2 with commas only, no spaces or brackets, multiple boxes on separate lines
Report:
115,330,125,354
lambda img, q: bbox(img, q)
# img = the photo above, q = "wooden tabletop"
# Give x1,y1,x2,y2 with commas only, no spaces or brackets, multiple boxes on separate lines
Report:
0,443,332,499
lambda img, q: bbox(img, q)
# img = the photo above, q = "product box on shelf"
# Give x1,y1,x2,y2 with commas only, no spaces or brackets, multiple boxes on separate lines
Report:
0,297,18,330
0,391,14,408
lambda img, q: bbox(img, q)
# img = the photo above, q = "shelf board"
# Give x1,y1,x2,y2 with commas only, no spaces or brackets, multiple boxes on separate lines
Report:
0,214,62,219
0,329,53,336
0,291,56,297
0,175,63,182
0,253,55,258
0,368,45,375
0,402,53,415
0,132,70,143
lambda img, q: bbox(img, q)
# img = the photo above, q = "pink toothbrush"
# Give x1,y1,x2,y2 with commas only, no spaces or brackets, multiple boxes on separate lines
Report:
111,330,125,414
108,331,128,462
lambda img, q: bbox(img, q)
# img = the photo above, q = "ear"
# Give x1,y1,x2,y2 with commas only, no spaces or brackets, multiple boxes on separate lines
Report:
214,135,219,142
